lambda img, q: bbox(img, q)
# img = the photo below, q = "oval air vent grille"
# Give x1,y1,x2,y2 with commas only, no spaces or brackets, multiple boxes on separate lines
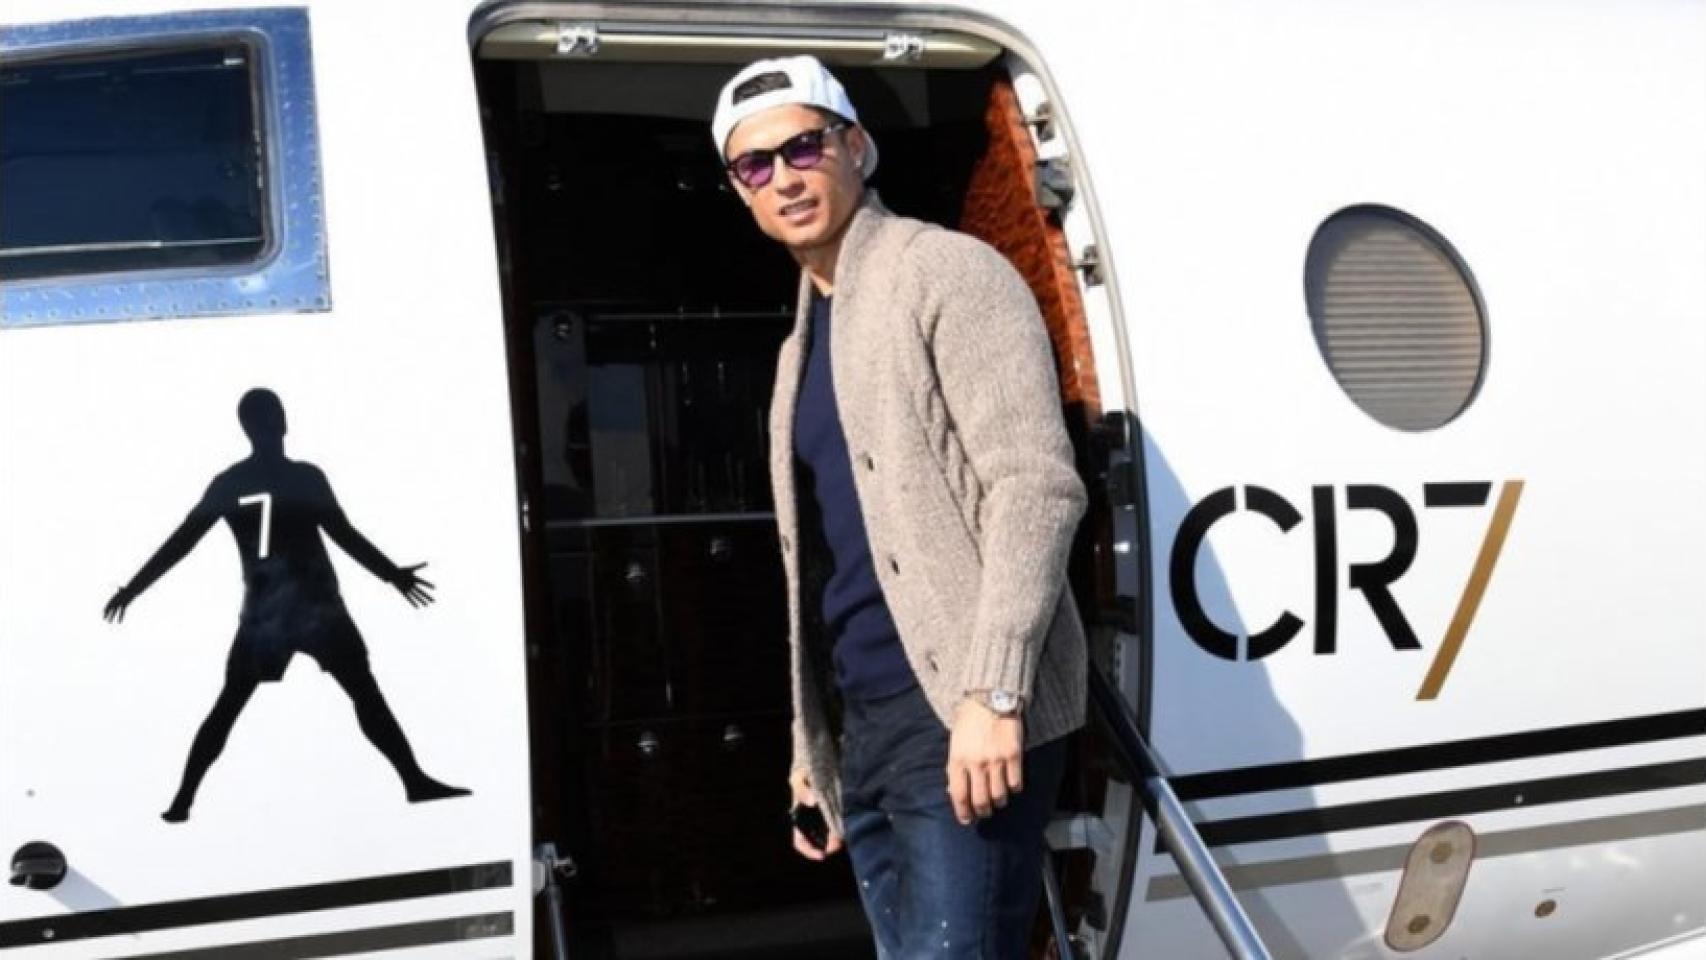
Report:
1305,207,1486,431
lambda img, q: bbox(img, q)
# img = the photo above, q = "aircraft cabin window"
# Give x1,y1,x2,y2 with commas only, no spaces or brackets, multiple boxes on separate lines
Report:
0,10,328,326
1304,206,1488,432
0,46,264,282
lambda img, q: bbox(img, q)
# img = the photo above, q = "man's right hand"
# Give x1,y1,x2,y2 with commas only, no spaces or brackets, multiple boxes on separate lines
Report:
789,767,843,861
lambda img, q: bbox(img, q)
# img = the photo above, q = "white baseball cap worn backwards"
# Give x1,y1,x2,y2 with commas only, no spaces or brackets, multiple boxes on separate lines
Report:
711,55,879,179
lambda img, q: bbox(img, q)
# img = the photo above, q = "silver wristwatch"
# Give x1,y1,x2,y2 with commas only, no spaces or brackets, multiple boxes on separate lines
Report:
973,688,1024,717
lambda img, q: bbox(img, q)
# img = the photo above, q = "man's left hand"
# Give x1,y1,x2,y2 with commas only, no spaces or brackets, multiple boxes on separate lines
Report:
946,698,1024,825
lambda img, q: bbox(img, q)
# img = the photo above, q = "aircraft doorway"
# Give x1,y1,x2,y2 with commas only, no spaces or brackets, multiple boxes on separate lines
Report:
471,15,1124,959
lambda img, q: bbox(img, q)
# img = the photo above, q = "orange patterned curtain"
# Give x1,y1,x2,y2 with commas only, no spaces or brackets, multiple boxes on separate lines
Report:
958,77,1101,421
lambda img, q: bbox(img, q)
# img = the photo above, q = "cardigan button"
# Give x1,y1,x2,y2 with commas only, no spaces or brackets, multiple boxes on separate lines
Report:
862,453,875,472
780,535,792,552
888,555,900,575
925,652,940,673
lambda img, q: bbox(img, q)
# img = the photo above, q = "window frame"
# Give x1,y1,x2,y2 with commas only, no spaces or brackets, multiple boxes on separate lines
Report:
1303,203,1490,433
0,8,330,326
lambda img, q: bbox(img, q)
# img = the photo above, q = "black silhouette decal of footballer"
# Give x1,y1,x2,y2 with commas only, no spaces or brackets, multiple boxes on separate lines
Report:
104,388,469,823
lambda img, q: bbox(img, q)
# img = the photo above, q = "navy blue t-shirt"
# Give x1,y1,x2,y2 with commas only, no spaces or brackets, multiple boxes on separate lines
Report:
794,292,917,701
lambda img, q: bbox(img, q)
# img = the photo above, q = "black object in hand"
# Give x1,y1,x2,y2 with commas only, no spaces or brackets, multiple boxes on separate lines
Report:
791,804,830,850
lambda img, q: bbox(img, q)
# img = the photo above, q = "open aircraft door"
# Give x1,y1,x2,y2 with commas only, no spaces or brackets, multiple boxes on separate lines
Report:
1,7,533,956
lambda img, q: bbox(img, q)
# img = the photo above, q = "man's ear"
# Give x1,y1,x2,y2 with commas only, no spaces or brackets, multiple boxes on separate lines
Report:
844,124,869,172
842,125,866,172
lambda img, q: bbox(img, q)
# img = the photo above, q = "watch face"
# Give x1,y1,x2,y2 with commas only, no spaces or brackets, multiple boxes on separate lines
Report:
989,689,1020,714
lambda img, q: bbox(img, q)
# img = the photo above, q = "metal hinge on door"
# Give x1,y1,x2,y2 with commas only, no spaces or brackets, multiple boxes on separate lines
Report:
557,23,599,56
883,32,925,62
1072,244,1104,287
1023,98,1057,143
535,842,578,960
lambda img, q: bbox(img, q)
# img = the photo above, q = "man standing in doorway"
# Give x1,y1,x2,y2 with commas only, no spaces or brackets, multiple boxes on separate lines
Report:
712,57,1088,957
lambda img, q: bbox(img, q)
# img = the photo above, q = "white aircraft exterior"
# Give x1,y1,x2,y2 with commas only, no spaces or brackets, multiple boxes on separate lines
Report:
1,1,1702,958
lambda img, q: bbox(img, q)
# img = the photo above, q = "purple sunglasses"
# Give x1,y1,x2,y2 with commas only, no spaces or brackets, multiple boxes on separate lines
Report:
726,121,850,189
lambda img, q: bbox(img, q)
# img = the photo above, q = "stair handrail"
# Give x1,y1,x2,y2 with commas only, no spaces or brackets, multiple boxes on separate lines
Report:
1088,667,1274,960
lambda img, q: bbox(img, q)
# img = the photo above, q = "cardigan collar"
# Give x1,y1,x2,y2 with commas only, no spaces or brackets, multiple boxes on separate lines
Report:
826,188,892,300
793,188,892,311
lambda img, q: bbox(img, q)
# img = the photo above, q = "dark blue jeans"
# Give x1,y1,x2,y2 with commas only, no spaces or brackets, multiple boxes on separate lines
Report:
839,685,1067,960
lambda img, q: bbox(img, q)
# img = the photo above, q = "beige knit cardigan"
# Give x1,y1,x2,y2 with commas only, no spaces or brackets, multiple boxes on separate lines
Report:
769,192,1088,830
